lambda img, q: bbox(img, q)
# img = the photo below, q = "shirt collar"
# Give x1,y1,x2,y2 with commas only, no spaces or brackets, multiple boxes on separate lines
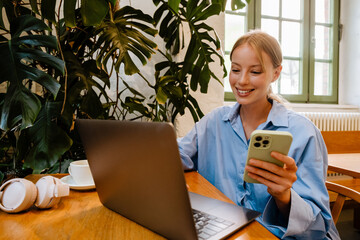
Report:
222,103,240,122
266,100,289,128
222,100,289,128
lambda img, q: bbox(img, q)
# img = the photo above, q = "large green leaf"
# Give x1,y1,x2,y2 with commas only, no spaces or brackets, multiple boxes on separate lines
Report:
63,50,110,119
94,6,157,75
80,89,104,118
168,0,181,12
64,0,77,27
41,0,57,23
10,14,50,38
23,102,73,173
63,0,120,27
121,97,151,118
29,0,40,14
156,87,168,104
154,0,224,96
0,15,64,130
154,5,182,55
81,0,109,26
155,75,182,104
150,0,227,122
0,84,41,130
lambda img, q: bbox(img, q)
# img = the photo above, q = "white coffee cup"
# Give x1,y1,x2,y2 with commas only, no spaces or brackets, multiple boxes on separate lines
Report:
68,160,95,186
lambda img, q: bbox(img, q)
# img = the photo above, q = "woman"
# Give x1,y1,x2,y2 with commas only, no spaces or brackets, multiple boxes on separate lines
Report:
178,30,340,239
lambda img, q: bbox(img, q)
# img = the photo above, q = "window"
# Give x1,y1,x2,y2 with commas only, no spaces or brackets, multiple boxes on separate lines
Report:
224,0,340,103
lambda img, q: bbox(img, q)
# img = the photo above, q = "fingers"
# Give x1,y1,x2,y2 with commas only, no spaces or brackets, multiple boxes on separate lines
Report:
247,157,297,181
247,170,289,193
246,164,281,182
271,151,297,171
245,154,298,194
248,158,283,174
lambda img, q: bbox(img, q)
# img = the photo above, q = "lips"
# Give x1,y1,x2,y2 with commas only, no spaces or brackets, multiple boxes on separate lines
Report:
237,89,254,96
238,89,253,94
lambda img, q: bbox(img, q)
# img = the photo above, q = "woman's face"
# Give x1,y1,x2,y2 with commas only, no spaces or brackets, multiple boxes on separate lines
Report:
229,43,282,107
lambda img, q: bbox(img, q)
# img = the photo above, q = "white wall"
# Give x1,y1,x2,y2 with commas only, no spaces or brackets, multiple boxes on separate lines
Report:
338,0,360,107
174,12,225,137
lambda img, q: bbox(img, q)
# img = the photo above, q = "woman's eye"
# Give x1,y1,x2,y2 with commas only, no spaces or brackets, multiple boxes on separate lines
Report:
232,69,240,73
252,71,262,74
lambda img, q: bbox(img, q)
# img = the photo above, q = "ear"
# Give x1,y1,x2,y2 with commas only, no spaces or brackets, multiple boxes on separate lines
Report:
271,65,282,83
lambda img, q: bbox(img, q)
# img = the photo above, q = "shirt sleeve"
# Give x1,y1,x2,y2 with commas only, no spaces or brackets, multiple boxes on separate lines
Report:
262,130,339,239
263,189,333,239
177,125,198,171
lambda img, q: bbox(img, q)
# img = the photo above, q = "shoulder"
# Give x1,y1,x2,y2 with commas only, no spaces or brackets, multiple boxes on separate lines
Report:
286,109,320,134
272,102,322,141
284,109,326,150
271,101,320,136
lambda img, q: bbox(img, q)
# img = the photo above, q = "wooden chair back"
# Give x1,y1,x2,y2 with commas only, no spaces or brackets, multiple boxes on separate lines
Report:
321,131,360,154
326,181,360,224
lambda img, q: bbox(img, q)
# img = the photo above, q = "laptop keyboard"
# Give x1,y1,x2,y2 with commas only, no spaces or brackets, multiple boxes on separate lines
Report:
192,209,234,240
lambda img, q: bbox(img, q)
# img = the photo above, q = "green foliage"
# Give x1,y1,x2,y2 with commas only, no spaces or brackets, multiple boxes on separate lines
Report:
94,6,158,75
0,0,250,178
21,102,73,173
0,171,3,184
0,15,63,130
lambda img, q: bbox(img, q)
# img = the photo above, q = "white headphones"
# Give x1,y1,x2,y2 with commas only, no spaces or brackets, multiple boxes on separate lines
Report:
0,176,69,213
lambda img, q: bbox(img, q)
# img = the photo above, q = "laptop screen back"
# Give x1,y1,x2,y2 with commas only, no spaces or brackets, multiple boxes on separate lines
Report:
76,119,198,240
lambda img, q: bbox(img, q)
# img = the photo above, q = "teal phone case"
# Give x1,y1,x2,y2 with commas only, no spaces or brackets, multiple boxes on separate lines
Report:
243,130,293,183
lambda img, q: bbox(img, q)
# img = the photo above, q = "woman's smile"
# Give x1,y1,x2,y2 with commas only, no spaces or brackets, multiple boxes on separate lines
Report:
237,88,254,96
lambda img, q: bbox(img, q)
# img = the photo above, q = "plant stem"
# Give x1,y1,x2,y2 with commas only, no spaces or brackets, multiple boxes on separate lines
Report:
57,0,68,115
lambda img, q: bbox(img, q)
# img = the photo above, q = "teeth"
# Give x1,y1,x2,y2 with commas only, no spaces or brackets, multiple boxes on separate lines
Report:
238,89,252,94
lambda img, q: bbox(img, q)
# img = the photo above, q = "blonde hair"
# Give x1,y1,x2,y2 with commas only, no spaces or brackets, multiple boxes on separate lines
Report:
230,30,287,103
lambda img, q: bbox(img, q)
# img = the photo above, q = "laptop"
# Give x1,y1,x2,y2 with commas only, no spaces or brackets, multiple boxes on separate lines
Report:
76,119,260,240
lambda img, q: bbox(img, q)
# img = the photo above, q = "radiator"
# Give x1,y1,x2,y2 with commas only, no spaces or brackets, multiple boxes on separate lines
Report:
298,112,360,131
298,112,360,180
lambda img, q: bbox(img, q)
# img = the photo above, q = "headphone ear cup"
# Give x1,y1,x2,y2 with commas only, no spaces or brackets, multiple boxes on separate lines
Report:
35,176,69,209
0,178,37,213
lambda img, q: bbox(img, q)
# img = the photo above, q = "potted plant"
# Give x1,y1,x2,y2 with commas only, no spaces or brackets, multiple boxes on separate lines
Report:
0,0,248,183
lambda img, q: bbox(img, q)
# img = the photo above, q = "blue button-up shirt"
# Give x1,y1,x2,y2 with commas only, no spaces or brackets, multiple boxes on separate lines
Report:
178,101,340,239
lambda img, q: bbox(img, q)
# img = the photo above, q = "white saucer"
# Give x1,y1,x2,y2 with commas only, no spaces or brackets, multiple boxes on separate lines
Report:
60,175,96,190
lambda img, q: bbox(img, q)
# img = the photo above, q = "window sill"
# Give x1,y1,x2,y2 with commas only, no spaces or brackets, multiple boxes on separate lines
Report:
285,103,360,112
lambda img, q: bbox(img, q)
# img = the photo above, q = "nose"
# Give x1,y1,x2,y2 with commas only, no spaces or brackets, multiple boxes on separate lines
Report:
237,72,249,85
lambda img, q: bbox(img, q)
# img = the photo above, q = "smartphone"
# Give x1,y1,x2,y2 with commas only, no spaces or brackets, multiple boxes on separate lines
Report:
243,130,293,183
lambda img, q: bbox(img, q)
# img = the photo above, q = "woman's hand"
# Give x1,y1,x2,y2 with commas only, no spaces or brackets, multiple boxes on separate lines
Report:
244,151,298,219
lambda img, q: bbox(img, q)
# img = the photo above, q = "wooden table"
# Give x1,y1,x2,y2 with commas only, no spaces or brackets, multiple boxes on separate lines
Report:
328,153,360,178
0,172,277,240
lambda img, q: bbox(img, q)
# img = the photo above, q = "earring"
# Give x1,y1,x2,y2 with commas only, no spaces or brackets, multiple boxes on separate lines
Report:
0,176,69,213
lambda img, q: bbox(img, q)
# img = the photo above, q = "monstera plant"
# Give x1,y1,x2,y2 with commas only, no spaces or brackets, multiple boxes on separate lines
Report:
0,0,249,182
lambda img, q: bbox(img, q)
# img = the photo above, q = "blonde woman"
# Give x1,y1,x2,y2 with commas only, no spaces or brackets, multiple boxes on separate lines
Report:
178,30,340,239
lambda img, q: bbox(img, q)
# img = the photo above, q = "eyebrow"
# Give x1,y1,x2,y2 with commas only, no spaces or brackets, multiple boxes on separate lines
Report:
231,63,262,68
